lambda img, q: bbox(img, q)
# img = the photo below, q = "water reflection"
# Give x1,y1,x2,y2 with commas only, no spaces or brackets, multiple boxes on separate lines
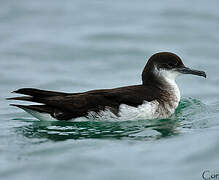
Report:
15,118,180,141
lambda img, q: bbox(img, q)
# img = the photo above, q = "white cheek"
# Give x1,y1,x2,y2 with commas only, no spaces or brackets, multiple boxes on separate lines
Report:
154,67,180,82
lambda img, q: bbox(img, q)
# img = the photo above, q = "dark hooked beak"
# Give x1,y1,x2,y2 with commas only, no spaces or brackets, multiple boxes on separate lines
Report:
176,67,207,78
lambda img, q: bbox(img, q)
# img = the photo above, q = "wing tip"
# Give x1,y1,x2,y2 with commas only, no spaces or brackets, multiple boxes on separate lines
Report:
12,90,18,94
6,96,32,101
12,88,30,94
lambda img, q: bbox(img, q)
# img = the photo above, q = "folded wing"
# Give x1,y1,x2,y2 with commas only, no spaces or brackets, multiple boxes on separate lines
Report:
8,86,158,120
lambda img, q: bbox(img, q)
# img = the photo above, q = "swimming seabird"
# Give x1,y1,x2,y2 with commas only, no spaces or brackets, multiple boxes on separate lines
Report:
8,52,206,121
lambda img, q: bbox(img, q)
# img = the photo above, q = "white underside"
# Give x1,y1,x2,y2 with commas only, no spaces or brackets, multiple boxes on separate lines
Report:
21,100,178,122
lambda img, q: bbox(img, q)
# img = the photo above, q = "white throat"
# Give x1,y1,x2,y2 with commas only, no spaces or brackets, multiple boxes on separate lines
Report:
155,67,181,101
154,67,181,117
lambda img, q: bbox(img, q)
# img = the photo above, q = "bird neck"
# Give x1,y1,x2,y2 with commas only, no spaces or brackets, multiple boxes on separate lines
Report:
162,76,181,104
142,70,181,105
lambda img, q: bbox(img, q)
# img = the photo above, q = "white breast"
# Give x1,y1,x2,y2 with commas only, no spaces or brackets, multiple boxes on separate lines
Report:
154,68,181,118
157,68,181,103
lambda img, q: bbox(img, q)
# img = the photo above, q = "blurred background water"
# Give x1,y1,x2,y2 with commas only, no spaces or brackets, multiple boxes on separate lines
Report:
1,0,219,180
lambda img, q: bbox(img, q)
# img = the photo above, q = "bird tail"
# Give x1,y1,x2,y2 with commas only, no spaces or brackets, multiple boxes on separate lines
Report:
7,88,74,120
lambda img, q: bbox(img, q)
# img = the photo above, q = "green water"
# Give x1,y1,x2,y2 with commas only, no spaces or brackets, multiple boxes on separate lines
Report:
1,0,219,180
